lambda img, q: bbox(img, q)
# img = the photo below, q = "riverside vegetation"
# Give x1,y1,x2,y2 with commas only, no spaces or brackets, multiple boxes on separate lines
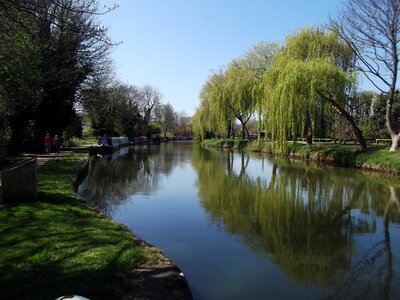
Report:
202,139,400,174
0,153,168,300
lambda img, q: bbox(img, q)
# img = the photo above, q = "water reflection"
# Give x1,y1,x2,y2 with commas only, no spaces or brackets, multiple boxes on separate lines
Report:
78,144,400,299
78,143,192,215
333,186,400,299
191,147,400,298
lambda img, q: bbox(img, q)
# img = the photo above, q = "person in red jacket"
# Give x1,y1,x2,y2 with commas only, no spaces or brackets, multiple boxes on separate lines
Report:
44,132,52,154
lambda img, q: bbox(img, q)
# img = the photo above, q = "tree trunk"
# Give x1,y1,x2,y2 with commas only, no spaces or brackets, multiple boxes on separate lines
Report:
243,124,250,139
352,126,367,151
386,90,400,151
238,120,250,139
318,91,367,151
257,115,262,145
305,128,312,145
237,119,250,139
227,121,231,139
304,114,313,145
389,133,400,152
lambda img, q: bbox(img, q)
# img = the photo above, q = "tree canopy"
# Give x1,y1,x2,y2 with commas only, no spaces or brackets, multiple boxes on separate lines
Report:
0,0,114,152
194,42,278,141
263,28,367,151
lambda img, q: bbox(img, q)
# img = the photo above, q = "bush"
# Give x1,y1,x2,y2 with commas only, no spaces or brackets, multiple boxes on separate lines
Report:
224,139,235,148
234,139,249,149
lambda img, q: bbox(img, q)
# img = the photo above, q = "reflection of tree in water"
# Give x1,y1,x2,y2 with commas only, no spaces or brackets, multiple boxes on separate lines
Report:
78,143,192,216
333,186,400,300
192,146,400,295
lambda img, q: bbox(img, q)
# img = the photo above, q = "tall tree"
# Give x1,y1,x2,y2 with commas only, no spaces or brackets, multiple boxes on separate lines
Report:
201,70,235,138
138,85,162,124
161,103,176,138
33,0,113,148
81,76,143,137
197,43,278,141
264,28,367,151
0,0,114,152
245,42,279,144
330,0,400,151
225,60,254,139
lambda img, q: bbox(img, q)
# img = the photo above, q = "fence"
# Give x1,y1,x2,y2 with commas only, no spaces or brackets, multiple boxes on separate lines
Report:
0,158,37,203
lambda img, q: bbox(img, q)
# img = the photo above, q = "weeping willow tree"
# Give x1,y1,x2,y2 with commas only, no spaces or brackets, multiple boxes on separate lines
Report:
193,86,216,141
264,27,367,152
196,42,278,140
196,65,253,139
225,59,255,139
245,42,280,145
194,70,234,140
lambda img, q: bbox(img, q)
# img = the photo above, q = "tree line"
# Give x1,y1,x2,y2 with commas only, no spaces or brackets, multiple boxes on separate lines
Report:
0,0,190,154
80,77,191,141
194,0,399,152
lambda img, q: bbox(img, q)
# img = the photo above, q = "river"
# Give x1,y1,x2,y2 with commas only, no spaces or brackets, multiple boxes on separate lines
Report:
77,142,400,300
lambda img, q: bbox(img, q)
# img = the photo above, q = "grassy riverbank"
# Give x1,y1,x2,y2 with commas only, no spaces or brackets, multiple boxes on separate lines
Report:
0,153,165,300
202,139,400,174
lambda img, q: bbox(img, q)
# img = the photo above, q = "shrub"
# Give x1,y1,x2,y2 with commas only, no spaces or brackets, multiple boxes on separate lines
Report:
234,139,249,149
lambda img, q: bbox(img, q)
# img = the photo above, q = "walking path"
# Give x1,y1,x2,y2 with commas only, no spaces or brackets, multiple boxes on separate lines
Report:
35,152,69,168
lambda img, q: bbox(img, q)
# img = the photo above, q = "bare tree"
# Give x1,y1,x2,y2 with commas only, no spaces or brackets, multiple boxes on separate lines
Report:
161,103,176,138
138,85,162,123
176,111,192,136
330,0,400,151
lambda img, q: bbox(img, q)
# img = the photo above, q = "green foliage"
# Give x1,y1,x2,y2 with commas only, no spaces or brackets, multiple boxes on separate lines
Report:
197,42,278,139
224,139,235,148
202,138,249,149
202,138,226,148
0,1,114,153
0,29,42,151
147,121,162,135
371,92,400,139
263,27,358,152
203,139,400,172
234,139,249,149
69,136,99,147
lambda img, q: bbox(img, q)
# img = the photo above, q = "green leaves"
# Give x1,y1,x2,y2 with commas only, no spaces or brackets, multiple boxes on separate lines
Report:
263,27,360,152
197,42,278,139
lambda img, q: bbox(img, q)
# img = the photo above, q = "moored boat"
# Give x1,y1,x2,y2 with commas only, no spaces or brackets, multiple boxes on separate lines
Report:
98,136,130,154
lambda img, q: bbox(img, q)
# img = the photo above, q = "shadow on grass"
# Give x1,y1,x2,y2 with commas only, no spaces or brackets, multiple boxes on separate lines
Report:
0,179,147,299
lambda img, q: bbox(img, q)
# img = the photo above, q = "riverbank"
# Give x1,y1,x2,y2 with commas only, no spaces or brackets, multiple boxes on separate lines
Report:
202,139,400,174
0,153,192,300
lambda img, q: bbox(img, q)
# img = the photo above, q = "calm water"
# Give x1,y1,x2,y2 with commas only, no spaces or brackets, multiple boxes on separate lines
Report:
78,143,400,300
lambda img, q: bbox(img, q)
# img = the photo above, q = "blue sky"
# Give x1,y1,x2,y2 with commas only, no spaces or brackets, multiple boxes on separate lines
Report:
98,0,343,116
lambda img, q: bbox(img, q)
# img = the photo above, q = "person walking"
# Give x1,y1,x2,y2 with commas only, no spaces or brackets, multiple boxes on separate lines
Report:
53,134,61,154
44,132,52,154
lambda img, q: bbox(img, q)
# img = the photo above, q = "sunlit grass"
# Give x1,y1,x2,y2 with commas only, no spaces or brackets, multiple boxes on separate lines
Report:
0,153,158,300
69,136,99,147
355,147,400,170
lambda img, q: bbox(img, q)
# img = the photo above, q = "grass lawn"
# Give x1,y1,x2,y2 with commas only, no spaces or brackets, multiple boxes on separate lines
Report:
0,153,160,300
69,136,99,147
355,146,400,171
